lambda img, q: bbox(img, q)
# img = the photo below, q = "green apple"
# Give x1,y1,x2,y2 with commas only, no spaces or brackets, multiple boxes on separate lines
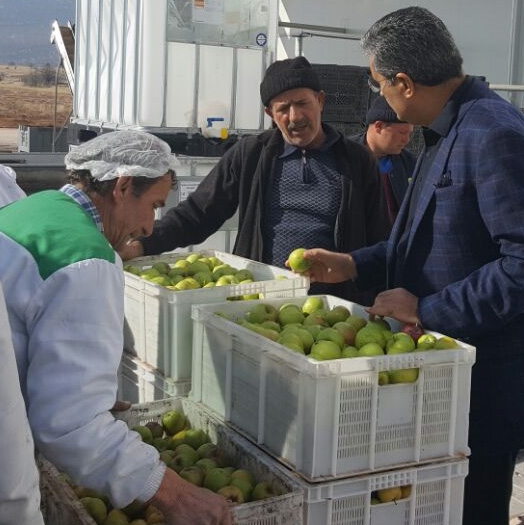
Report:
416,334,437,350
341,345,359,358
171,452,198,471
124,264,141,276
212,264,235,279
310,340,342,360
303,312,328,327
287,248,312,273
355,327,387,349
231,469,255,487
80,497,107,525
377,487,402,503
378,371,390,385
179,466,205,486
261,320,281,332
196,442,218,459
147,275,171,286
332,322,357,346
140,268,161,280
185,253,201,263
162,410,186,436
215,274,240,286
152,261,171,275
367,318,391,331
159,450,176,464
301,296,324,315
182,428,208,450
278,304,305,326
292,327,315,353
386,332,416,354
174,277,201,290
302,324,322,339
246,303,278,324
168,275,184,287
204,467,233,493
358,342,385,356
195,458,219,473
262,328,281,342
251,481,279,501
345,315,367,331
235,269,254,282
132,425,154,444
168,267,187,279
230,478,253,502
173,259,190,270
104,508,129,525
192,271,214,286
207,256,221,268
278,332,305,353
316,327,345,349
434,336,459,350
325,305,351,326
389,368,419,384
217,485,245,504
186,260,212,276
197,257,213,270
203,282,216,288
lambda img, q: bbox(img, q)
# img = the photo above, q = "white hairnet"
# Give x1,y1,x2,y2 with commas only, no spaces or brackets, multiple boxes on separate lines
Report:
64,130,179,181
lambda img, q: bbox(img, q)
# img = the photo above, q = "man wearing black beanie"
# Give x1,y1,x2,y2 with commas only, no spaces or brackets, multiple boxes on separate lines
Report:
351,96,416,224
121,56,390,303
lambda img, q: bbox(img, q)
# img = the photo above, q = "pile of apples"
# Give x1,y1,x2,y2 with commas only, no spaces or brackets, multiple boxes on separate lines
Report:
218,297,459,385
124,253,270,298
72,408,281,525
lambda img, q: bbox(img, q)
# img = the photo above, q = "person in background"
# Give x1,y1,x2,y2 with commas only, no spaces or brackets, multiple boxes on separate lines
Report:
297,7,524,525
120,56,390,303
0,282,44,525
0,131,231,525
0,164,26,207
351,96,416,224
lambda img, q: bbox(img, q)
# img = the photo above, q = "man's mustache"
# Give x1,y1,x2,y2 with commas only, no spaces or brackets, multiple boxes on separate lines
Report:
288,120,308,130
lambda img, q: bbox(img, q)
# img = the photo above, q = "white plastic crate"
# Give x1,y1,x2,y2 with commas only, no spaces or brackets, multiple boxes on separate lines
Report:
39,398,303,525
295,459,468,525
117,351,191,404
124,250,309,380
191,296,476,481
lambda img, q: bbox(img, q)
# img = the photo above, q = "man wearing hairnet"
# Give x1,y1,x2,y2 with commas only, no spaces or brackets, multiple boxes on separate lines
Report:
0,130,231,525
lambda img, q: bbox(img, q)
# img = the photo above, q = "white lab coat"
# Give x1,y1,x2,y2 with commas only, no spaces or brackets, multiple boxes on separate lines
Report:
0,165,26,207
0,283,44,525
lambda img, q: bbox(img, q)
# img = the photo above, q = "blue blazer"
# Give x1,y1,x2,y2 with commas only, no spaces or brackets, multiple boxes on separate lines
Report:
353,77,524,451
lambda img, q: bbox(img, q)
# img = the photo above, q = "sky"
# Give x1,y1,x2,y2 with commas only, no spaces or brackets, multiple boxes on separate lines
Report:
0,0,76,65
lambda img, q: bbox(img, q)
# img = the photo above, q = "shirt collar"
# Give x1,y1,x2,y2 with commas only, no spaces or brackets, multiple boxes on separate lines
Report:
279,124,340,159
60,184,104,233
423,75,474,145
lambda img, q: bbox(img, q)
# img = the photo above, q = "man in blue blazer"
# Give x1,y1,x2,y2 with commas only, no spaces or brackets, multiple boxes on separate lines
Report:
301,7,524,525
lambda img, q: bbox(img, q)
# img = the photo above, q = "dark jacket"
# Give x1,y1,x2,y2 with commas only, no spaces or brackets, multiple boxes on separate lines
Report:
353,77,524,452
142,124,391,302
351,131,416,210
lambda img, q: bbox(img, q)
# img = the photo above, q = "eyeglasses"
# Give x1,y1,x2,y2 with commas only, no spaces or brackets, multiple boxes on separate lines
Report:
367,75,396,94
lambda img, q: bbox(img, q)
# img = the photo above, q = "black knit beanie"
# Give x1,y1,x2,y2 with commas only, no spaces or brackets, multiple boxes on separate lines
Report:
260,56,321,107
366,96,404,125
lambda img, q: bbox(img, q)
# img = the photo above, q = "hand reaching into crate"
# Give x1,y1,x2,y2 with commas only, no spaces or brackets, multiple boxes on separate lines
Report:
150,467,232,525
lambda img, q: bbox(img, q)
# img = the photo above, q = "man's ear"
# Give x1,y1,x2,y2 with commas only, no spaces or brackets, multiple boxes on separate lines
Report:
395,73,415,99
317,90,326,111
374,121,385,133
264,106,273,120
113,176,133,202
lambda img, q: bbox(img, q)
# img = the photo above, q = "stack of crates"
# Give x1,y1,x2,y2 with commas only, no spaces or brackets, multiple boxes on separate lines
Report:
121,250,309,402
190,295,475,525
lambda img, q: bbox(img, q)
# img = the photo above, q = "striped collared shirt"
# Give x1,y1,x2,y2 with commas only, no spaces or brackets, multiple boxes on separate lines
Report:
60,184,104,233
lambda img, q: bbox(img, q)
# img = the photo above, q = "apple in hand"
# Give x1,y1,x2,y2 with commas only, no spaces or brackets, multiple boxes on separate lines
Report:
287,248,312,273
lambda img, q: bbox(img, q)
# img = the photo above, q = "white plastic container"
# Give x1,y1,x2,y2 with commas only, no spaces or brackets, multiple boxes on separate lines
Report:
117,352,191,404
191,296,476,481
294,459,468,525
124,251,309,380
39,397,303,525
